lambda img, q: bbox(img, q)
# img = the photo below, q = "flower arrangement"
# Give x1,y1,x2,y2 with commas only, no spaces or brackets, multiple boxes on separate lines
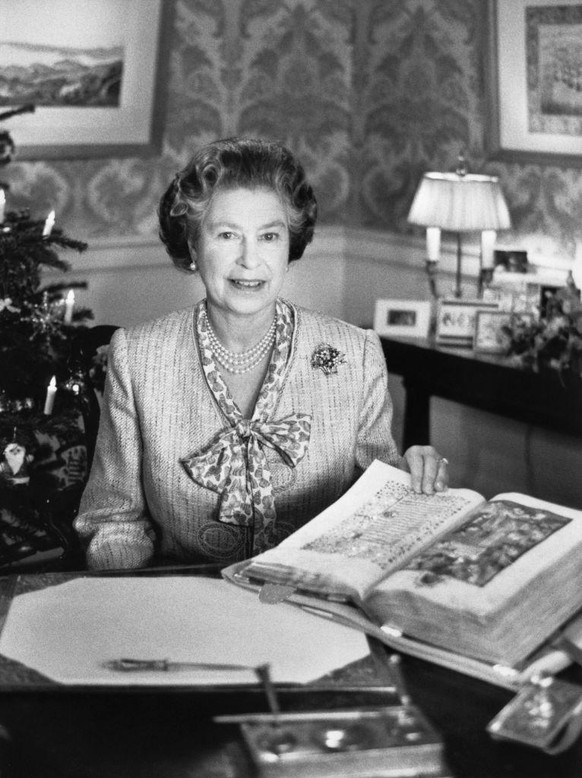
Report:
502,275,582,379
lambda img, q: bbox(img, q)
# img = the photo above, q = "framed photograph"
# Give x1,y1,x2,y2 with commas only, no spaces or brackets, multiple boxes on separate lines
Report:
486,0,582,166
373,299,431,338
0,0,169,159
436,299,499,347
474,311,530,353
484,271,543,313
494,249,529,273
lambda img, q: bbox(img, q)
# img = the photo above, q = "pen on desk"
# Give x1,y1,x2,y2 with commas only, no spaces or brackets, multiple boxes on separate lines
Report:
254,663,298,754
388,654,412,706
102,658,256,672
255,663,282,720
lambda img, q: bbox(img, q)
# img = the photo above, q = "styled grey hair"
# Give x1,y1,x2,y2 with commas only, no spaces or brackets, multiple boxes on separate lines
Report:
158,137,318,271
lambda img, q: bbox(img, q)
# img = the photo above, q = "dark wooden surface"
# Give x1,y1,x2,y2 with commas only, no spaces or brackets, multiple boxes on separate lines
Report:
0,570,579,776
380,335,582,450
0,654,580,777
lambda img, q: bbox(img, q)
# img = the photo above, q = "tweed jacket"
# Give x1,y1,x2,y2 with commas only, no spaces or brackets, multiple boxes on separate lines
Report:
75,302,401,570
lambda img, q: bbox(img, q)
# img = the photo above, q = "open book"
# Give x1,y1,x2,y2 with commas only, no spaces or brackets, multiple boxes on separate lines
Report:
224,460,582,690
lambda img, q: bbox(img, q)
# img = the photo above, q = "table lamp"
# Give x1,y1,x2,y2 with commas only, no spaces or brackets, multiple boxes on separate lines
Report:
408,160,511,298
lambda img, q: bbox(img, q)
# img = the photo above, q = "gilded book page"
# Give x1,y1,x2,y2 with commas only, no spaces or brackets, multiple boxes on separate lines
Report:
366,493,582,666
245,460,484,602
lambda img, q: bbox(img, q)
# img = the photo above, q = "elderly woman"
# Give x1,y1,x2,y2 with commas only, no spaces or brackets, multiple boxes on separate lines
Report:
75,137,448,570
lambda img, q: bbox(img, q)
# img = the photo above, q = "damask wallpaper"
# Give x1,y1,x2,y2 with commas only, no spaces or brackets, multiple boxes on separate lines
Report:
3,0,582,259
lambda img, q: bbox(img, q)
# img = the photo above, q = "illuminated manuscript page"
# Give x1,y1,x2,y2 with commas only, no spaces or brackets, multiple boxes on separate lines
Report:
246,460,484,602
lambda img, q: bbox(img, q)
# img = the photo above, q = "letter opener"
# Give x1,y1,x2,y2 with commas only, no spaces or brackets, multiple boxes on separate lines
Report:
102,657,256,672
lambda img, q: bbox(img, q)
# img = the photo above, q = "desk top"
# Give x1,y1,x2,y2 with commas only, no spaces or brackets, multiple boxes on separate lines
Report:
0,571,581,777
0,654,580,777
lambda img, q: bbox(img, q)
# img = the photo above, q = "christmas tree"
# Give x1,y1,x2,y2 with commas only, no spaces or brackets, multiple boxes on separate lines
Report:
0,104,91,409
0,105,94,569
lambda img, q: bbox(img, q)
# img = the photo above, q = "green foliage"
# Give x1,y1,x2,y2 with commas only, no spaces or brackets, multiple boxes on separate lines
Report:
503,278,582,379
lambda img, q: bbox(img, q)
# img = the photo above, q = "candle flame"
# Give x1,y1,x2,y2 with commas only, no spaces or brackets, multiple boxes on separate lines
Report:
66,290,75,303
42,210,56,237
49,376,57,389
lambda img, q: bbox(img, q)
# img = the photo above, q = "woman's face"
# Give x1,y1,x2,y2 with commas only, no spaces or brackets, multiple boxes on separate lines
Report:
196,187,290,321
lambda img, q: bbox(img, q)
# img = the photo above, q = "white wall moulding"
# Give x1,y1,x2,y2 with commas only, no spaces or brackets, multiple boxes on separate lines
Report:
67,236,164,273
58,227,569,329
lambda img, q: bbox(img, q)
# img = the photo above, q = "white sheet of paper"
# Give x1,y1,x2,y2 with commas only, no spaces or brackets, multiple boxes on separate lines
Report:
0,576,369,686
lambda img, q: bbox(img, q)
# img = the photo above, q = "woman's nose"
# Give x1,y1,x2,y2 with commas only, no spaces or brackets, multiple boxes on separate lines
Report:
238,239,261,268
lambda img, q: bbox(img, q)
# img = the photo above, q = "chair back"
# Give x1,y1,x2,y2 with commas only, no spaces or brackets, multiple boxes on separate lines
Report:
73,325,119,470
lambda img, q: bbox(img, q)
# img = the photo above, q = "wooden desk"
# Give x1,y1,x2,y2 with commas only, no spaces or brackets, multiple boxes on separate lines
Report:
0,656,581,777
380,336,582,450
0,564,580,778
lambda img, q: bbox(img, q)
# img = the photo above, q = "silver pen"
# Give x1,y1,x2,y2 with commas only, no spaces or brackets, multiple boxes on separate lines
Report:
102,657,256,672
388,654,412,706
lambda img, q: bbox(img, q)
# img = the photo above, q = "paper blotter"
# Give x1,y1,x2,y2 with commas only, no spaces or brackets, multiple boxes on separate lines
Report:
0,576,371,686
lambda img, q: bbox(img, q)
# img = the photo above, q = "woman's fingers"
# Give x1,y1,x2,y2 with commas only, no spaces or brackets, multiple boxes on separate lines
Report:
403,446,449,494
435,456,449,492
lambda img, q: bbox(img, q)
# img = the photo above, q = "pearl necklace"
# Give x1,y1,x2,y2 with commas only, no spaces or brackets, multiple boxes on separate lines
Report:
202,310,277,374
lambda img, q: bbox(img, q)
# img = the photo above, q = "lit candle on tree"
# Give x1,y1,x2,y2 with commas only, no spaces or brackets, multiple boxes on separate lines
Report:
42,209,56,237
0,189,5,223
64,289,75,324
43,376,57,415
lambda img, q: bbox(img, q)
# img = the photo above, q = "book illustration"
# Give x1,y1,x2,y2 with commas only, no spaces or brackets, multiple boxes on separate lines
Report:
406,500,570,588
302,481,471,570
231,461,582,681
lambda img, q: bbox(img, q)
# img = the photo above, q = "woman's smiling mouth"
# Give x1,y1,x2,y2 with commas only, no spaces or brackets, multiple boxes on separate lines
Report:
230,279,265,289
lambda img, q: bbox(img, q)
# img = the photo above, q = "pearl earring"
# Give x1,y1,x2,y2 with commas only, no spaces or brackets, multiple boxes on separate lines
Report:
189,261,197,272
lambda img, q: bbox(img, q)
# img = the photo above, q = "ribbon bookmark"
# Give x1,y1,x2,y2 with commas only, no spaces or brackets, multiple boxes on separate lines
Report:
258,583,296,604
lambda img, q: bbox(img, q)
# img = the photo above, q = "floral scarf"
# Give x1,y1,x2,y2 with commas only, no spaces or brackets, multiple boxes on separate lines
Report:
181,298,312,553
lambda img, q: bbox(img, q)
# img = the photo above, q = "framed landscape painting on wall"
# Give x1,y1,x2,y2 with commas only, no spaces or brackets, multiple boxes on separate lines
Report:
486,0,582,166
0,0,167,159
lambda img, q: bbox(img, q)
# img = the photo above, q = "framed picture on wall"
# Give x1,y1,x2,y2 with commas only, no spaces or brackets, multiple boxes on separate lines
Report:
0,0,169,159
436,299,499,348
486,0,582,166
373,300,431,338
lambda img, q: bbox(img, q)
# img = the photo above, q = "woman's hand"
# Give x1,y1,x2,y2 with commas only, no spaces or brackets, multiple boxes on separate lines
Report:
400,446,449,494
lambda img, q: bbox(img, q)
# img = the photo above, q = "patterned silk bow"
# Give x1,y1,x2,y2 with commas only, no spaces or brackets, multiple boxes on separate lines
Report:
182,412,311,539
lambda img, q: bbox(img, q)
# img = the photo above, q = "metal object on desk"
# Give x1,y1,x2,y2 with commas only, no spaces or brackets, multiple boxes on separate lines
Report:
219,707,446,777
487,674,582,754
102,658,256,673
215,658,448,777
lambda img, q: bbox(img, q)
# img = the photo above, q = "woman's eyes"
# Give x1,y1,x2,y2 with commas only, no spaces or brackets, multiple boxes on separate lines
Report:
216,231,281,241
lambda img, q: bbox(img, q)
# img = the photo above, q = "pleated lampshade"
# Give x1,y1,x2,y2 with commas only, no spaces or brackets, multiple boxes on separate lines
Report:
408,170,511,297
408,172,511,232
